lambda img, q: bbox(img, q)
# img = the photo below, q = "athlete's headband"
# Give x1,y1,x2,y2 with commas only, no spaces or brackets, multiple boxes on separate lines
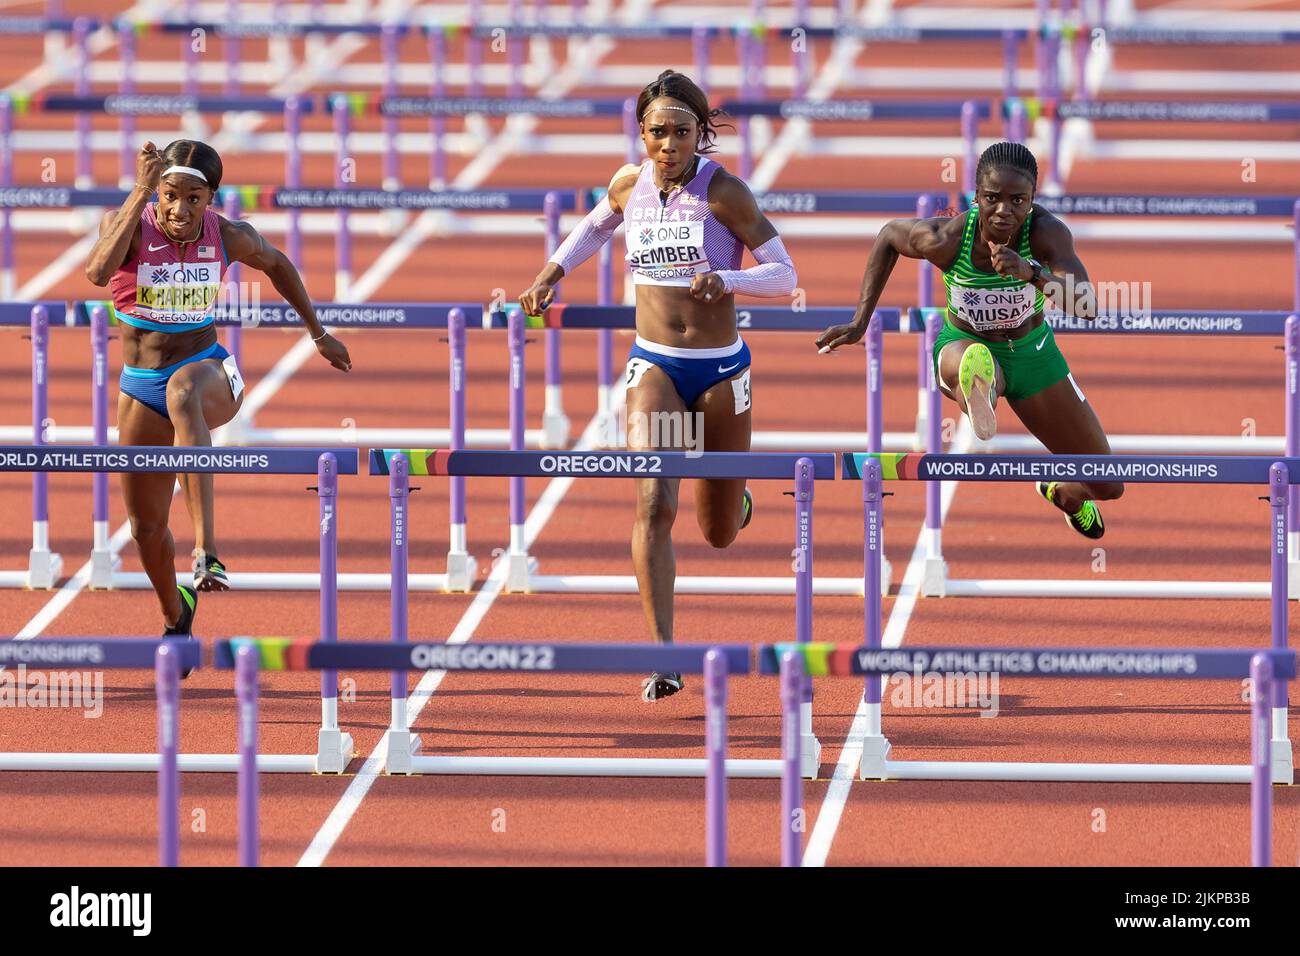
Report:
161,165,209,184
640,104,699,122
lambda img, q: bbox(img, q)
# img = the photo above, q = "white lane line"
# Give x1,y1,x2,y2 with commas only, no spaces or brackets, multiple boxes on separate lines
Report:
296,407,618,867
801,420,974,867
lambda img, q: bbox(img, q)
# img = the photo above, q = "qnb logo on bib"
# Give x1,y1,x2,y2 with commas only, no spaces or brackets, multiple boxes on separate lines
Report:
629,220,708,277
953,285,1037,331
135,260,222,322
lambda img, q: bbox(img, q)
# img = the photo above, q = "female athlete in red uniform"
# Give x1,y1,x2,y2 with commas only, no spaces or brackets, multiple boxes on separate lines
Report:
85,141,351,657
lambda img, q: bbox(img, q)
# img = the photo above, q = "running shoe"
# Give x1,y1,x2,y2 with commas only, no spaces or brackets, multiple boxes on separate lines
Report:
641,672,684,701
958,343,998,440
1037,481,1105,540
164,585,199,679
740,488,753,531
194,551,229,591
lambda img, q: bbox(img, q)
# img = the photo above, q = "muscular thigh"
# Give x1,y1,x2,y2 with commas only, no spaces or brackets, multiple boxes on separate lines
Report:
1008,374,1110,454
690,367,752,512
625,363,686,513
166,359,242,428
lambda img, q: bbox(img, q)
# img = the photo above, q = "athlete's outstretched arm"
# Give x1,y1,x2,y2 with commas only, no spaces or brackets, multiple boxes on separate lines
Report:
518,165,637,315
694,174,795,302
85,143,161,285
221,219,352,372
815,216,948,352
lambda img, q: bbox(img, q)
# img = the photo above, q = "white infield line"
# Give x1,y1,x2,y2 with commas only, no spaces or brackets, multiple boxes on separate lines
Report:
801,420,974,867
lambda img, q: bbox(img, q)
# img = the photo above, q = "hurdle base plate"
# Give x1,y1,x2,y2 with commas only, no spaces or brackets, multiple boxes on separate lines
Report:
444,551,478,593
26,550,62,590
921,558,948,597
315,730,355,775
857,735,894,780
802,734,822,779
1270,739,1294,785
1289,560,1300,602
385,730,423,775
504,553,539,593
89,550,122,590
541,410,571,450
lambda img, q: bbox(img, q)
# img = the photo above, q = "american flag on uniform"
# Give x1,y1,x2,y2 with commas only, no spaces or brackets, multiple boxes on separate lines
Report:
198,245,215,258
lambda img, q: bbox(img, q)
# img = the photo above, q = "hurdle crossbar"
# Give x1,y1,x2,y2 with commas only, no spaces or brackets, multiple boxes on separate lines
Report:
850,455,1295,787
216,639,753,866
0,451,356,774
370,449,828,775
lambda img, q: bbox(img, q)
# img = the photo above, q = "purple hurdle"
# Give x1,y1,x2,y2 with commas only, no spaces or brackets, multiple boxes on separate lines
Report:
236,644,259,867
333,97,351,299
693,26,711,94
89,305,118,588
542,191,570,447
385,452,422,772
285,95,304,269
315,451,353,772
224,0,241,96
0,96,13,299
468,0,485,96
382,24,402,191
117,21,137,189
446,307,477,590
915,194,936,451
960,100,979,197
156,643,181,867
505,308,533,590
73,17,92,189
222,190,244,366
1268,462,1292,784
704,647,728,867
182,0,200,96
1286,315,1298,598
780,648,803,867
922,311,946,593
29,304,62,588
793,0,811,97
428,27,449,187
1250,652,1274,868
509,0,525,98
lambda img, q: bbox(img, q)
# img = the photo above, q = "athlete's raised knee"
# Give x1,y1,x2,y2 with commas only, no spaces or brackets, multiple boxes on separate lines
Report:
701,521,738,550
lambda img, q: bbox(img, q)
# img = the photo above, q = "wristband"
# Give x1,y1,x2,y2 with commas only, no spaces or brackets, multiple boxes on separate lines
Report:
312,330,329,342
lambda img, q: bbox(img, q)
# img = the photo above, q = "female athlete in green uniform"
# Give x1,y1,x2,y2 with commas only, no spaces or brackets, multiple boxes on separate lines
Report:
816,142,1121,538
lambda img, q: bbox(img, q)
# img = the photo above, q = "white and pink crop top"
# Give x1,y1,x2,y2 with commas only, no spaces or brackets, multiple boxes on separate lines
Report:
110,202,229,332
623,157,743,287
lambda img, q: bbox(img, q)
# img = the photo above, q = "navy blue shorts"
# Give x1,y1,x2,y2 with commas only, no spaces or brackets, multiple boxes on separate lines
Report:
120,342,236,420
626,336,752,408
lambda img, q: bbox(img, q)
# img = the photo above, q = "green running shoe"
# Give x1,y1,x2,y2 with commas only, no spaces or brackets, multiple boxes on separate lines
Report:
740,488,753,531
1037,481,1105,540
163,585,200,679
958,343,998,440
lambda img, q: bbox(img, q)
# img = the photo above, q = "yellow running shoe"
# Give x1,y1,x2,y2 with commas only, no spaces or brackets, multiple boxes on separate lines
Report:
958,343,998,440
1037,481,1105,540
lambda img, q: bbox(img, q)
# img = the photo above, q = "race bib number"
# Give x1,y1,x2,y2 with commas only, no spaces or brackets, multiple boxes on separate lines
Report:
951,284,1038,331
625,357,654,389
730,368,751,414
222,354,245,400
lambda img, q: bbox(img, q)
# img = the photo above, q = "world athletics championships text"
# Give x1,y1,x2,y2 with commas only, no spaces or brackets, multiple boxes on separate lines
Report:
920,460,1219,480
0,451,271,470
274,190,514,210
0,643,105,664
858,649,1201,676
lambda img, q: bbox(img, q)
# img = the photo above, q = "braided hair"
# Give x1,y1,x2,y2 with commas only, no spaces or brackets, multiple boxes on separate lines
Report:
635,70,733,153
975,142,1038,190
